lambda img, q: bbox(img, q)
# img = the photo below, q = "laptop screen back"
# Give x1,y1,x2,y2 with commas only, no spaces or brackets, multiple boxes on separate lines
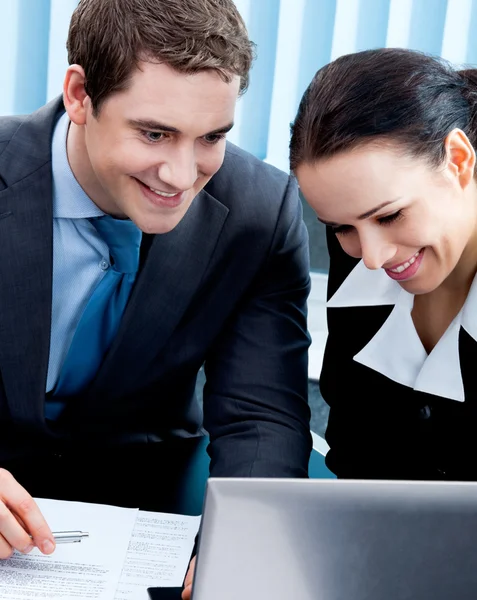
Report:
192,478,477,600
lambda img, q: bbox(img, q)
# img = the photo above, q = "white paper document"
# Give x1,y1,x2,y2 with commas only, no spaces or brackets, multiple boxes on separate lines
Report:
0,498,201,600
115,512,201,599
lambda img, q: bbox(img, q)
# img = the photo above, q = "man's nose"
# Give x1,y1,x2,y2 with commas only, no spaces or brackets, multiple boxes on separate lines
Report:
360,233,397,270
157,146,198,191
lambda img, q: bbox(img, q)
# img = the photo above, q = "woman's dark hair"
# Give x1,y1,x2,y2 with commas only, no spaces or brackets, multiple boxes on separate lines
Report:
289,48,477,171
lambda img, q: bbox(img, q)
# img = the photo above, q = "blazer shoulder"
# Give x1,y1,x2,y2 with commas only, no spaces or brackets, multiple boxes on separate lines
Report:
0,98,64,187
224,142,289,183
0,114,26,154
205,142,293,216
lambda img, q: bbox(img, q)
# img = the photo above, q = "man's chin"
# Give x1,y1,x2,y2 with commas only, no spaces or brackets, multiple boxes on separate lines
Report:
133,211,188,235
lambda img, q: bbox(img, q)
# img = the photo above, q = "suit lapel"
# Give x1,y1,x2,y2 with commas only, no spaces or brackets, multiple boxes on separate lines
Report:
0,98,62,429
88,188,229,400
0,173,53,429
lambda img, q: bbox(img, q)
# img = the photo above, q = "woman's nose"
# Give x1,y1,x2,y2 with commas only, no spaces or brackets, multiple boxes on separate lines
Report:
360,234,397,270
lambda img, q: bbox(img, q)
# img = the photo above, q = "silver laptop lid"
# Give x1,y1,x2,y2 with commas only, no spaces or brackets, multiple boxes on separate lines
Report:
192,478,477,600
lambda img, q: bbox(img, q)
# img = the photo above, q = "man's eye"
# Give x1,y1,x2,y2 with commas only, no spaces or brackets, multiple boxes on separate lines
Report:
142,131,165,143
203,133,226,145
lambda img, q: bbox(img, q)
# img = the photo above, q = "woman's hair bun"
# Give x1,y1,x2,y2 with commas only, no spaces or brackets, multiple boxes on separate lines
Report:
459,69,477,104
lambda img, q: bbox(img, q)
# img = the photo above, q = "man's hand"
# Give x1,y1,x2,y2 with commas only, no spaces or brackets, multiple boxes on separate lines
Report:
0,468,55,558
182,555,196,600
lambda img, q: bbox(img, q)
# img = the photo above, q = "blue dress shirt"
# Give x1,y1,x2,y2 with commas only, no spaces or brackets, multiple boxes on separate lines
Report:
46,112,142,395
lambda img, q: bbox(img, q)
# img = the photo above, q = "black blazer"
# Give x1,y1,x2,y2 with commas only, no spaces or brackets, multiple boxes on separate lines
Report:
322,228,477,481
0,98,312,477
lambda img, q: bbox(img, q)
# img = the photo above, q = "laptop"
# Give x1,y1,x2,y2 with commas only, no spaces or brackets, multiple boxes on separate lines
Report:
191,478,477,600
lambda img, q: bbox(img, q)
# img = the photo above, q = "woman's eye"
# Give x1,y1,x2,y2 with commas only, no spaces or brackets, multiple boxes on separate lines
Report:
326,210,404,236
331,225,353,236
378,210,403,225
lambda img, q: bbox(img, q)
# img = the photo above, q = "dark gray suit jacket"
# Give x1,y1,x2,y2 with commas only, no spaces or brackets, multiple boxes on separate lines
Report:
0,97,312,478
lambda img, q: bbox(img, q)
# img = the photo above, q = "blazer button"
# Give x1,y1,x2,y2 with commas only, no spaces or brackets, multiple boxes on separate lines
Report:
419,405,432,420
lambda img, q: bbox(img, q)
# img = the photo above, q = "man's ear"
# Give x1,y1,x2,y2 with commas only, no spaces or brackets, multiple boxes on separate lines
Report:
444,128,476,190
63,65,91,126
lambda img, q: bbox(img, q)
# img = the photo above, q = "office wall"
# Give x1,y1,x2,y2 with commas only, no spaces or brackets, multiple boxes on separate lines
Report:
2,0,476,271
2,0,476,172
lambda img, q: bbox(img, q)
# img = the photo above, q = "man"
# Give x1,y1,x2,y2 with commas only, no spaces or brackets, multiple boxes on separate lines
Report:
0,0,312,589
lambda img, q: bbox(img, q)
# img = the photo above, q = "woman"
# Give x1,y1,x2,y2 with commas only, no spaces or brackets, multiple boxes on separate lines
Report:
290,48,477,481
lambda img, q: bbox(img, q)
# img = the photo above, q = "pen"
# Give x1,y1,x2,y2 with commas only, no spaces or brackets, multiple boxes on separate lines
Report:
52,531,89,543
29,531,90,544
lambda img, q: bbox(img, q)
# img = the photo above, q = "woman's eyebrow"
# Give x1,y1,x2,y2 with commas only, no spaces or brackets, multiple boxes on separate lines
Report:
317,198,402,226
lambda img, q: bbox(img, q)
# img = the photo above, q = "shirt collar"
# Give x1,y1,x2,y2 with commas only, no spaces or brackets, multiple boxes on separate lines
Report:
51,112,105,219
327,260,401,308
327,260,477,402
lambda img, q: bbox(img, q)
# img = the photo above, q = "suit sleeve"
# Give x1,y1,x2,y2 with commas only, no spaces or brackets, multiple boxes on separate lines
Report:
202,176,312,478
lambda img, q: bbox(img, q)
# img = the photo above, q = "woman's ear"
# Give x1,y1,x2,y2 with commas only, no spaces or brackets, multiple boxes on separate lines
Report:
444,128,476,190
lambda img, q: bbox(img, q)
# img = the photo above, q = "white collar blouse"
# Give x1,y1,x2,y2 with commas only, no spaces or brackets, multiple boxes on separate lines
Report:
327,260,477,403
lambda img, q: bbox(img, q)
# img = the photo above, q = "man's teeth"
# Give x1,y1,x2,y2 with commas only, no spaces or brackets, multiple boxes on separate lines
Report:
149,187,177,198
389,250,421,273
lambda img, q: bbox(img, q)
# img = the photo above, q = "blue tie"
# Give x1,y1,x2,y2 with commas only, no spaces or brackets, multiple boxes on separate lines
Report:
53,216,142,398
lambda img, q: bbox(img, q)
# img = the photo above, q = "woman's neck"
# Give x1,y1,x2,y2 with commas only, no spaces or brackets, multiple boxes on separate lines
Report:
442,224,477,295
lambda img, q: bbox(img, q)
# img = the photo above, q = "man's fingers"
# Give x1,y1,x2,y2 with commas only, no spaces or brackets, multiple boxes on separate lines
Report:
182,556,196,599
0,534,14,559
13,513,27,529
0,469,55,555
181,583,192,600
0,500,35,554
184,556,196,587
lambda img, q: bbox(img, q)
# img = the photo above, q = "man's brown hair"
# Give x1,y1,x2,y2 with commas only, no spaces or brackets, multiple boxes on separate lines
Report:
67,0,255,114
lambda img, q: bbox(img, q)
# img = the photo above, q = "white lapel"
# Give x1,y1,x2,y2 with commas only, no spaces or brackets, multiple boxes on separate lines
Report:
327,260,401,308
327,260,474,402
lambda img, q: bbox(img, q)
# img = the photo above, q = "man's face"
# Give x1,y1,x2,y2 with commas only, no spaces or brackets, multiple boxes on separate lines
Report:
71,62,239,233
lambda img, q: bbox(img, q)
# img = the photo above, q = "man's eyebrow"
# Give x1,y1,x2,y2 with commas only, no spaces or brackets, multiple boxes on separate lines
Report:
317,199,401,227
127,119,234,136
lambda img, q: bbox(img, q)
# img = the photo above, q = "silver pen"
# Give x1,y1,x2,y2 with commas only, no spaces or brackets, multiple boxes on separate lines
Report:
29,531,90,544
52,531,89,544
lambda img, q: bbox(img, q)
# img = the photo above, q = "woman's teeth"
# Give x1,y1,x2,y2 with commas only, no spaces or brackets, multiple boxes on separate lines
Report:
389,250,421,274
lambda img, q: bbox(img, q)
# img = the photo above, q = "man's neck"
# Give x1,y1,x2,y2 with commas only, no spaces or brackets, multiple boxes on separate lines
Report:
66,121,116,216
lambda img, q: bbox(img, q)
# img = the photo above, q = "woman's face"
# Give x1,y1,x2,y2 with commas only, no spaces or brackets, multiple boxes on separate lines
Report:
296,135,477,295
